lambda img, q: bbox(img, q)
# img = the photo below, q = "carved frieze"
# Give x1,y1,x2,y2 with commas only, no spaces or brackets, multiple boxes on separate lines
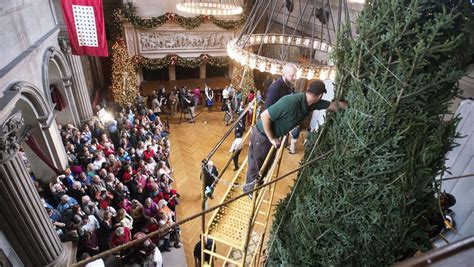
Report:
139,31,233,52
0,110,24,161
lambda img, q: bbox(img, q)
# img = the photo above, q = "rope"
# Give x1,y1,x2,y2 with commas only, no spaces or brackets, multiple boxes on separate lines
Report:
436,173,474,182
73,151,333,266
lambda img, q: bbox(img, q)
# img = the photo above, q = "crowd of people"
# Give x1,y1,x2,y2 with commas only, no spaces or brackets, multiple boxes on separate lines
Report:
37,97,184,265
32,69,331,265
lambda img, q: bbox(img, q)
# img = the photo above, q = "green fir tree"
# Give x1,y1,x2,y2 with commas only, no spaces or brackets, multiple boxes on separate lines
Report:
267,0,471,266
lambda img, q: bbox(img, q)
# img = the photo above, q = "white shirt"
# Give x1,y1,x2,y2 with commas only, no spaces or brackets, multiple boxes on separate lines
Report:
222,87,230,99
79,215,100,235
93,158,106,170
229,138,244,152
143,248,163,267
85,259,105,267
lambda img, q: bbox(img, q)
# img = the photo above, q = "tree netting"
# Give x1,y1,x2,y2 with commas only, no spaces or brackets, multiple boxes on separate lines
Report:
266,0,471,266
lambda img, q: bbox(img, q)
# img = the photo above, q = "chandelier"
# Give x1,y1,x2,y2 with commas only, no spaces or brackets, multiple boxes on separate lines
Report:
176,0,244,16
227,0,353,80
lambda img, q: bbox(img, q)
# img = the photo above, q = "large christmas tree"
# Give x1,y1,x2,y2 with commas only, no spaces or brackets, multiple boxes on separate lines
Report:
111,38,138,107
232,64,256,97
267,0,471,266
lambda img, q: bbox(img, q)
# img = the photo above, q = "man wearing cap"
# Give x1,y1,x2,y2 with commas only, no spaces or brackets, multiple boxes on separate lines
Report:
264,63,297,110
243,80,348,195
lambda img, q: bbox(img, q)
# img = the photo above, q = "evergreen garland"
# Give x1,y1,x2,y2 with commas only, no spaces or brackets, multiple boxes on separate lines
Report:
112,3,247,38
267,0,471,266
133,54,230,70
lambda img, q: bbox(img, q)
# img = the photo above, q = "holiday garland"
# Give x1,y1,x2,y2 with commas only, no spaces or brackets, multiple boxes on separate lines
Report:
112,3,247,38
132,54,230,70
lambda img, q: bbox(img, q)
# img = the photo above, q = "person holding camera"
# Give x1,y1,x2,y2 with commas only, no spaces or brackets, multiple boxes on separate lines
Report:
183,90,196,123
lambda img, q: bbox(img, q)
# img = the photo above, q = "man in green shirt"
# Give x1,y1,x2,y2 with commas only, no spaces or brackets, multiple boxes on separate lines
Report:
243,80,348,194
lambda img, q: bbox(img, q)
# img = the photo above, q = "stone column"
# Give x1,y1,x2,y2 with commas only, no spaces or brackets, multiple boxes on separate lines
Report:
59,38,94,123
169,65,176,81
61,77,82,126
93,56,105,89
0,111,64,266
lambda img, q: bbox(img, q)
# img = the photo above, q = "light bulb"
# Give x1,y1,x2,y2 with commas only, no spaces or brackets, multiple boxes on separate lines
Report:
321,42,327,51
234,53,241,62
296,37,302,45
256,36,262,43
263,36,269,43
271,35,276,43
270,63,277,74
296,68,303,79
249,57,257,69
258,61,266,72
279,36,284,44
307,69,315,80
287,36,292,44
319,68,329,80
304,38,310,47
240,55,248,65
313,41,320,49
329,69,336,81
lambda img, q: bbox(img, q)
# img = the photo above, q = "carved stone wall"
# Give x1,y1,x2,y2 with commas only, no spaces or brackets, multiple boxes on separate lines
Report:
139,31,233,53
124,22,238,58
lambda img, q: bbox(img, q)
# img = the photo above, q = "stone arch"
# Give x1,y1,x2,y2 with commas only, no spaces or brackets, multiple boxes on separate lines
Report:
42,46,80,126
9,81,50,118
6,81,68,181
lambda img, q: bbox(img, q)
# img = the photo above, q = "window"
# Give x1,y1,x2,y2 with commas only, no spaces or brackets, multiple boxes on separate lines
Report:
176,66,199,80
143,67,169,81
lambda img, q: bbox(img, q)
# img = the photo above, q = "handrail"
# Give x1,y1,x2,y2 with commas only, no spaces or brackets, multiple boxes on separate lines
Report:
242,135,288,266
395,235,474,266
208,125,253,190
203,99,256,163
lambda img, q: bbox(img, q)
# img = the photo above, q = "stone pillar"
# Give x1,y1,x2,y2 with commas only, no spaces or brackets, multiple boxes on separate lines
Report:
61,77,82,126
200,63,206,79
0,111,64,266
93,56,105,89
169,65,176,81
59,38,94,123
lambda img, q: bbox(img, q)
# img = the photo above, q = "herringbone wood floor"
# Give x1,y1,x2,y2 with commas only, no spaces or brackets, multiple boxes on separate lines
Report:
168,106,305,266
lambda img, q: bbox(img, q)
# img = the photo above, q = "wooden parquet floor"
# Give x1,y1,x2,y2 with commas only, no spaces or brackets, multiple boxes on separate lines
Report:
168,105,305,266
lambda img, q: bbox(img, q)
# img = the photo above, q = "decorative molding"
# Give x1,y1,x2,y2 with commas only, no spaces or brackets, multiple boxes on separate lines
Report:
0,110,24,161
58,37,72,54
139,31,233,52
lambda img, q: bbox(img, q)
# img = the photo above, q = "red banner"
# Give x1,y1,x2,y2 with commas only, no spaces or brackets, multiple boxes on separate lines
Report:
60,0,108,57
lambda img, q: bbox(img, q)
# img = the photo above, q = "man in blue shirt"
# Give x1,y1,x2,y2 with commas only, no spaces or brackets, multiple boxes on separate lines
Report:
264,63,297,109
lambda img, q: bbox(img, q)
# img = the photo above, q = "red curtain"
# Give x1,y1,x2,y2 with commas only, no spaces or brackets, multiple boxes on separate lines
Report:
25,134,63,175
50,85,67,111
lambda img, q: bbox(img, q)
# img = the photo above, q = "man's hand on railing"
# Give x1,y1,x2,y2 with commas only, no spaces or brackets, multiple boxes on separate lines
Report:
270,138,281,149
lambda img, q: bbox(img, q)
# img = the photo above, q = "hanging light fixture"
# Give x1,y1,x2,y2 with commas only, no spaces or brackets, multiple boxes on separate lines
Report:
176,0,243,16
226,0,353,80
